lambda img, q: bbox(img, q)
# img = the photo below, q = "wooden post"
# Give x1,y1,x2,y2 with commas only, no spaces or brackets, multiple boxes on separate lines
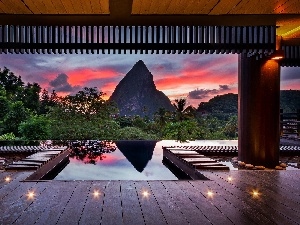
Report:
280,109,283,136
238,53,280,168
297,109,300,137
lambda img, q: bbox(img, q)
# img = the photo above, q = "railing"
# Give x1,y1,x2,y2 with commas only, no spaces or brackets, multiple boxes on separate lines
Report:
280,109,300,138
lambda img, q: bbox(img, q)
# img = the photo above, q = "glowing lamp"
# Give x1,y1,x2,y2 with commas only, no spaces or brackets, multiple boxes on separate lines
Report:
270,50,284,60
93,190,100,198
27,191,35,199
142,191,149,197
207,190,214,197
227,176,232,181
4,176,11,182
252,190,260,198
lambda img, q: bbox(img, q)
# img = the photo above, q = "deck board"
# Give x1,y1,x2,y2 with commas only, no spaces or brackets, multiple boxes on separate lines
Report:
214,171,299,225
148,181,188,225
56,181,93,225
231,171,300,222
100,181,123,225
0,171,299,224
34,181,79,224
0,180,38,224
175,180,234,225
120,181,145,225
161,181,211,225
134,181,167,225
79,181,108,225
11,181,51,225
201,171,275,225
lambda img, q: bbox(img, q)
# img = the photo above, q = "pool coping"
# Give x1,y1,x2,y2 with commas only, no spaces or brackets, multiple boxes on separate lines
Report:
23,149,70,181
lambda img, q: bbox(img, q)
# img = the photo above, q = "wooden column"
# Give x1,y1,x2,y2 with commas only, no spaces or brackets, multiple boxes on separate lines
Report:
238,53,280,168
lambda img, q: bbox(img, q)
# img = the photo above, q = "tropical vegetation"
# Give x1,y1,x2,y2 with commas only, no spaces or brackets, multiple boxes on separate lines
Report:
0,67,298,143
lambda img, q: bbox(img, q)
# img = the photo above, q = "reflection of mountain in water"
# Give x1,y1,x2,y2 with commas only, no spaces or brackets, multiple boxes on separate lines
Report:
116,140,157,172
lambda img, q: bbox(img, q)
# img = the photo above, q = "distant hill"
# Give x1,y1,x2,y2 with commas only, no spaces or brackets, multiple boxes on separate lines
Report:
109,60,174,117
197,93,238,114
197,91,300,114
280,90,300,112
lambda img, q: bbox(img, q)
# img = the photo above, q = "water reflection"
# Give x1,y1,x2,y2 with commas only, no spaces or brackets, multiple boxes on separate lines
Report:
116,140,157,172
55,140,178,180
69,140,157,172
69,140,116,164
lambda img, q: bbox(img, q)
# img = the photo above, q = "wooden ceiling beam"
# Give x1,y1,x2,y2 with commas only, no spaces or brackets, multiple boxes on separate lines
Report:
0,14,287,26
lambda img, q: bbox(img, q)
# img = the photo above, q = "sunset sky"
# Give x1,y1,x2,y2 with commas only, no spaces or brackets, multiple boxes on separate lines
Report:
0,53,299,107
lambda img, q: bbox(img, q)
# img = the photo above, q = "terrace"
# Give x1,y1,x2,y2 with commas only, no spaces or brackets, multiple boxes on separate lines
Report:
0,0,300,224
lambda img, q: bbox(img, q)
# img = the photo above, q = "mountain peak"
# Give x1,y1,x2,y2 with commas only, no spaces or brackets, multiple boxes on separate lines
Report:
136,60,145,65
109,61,174,117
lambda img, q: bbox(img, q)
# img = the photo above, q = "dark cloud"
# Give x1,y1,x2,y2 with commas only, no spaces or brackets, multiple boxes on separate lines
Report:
219,85,230,90
281,67,300,81
151,61,181,72
49,73,81,93
188,88,219,99
188,84,232,100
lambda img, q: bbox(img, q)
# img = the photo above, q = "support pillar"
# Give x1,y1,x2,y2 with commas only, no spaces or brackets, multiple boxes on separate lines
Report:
238,54,280,168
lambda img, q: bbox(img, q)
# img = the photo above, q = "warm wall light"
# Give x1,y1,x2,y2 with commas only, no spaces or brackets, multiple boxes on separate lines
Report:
4,176,11,182
270,50,284,60
227,176,233,181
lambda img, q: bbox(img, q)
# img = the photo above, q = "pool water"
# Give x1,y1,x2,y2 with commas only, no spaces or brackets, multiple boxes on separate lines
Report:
54,140,181,180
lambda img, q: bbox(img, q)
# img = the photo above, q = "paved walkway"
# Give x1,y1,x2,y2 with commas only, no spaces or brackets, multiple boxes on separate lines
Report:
0,170,299,225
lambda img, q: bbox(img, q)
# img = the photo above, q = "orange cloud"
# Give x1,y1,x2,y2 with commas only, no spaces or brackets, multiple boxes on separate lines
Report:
67,68,118,86
101,82,119,99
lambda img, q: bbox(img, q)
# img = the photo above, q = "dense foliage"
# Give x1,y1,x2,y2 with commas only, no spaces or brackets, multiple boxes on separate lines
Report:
0,67,298,142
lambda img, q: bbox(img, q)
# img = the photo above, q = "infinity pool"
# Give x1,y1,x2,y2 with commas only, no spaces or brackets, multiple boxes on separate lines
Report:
54,140,181,180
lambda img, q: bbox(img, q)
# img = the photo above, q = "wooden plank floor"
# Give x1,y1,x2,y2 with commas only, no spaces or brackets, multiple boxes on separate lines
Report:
0,170,299,225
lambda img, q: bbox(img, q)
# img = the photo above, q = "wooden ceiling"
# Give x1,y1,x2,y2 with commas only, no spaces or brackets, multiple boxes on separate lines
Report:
1,0,299,15
0,0,110,14
132,0,300,15
0,0,299,38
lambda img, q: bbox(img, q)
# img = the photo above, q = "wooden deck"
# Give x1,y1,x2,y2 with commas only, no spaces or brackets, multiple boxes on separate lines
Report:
0,170,299,225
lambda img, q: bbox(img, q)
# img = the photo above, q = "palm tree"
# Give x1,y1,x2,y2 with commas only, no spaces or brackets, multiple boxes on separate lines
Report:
172,98,186,121
155,107,168,128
